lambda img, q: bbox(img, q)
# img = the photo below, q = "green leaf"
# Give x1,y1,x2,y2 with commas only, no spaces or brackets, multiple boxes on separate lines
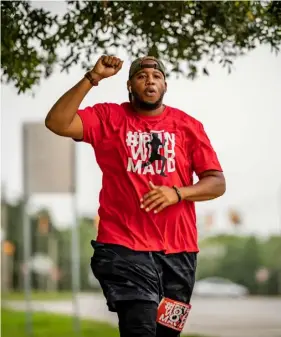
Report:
1,0,281,93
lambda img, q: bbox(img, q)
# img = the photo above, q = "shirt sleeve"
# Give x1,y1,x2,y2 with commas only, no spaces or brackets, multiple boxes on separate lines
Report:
192,122,223,176
76,103,109,146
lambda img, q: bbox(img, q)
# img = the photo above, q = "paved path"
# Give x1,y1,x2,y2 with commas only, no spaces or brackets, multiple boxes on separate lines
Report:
3,294,281,337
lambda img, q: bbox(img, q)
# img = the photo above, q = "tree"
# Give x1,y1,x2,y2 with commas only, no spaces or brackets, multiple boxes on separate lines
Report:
260,236,281,294
3,199,25,290
2,200,60,291
197,235,261,292
235,236,261,294
56,217,98,291
1,1,281,93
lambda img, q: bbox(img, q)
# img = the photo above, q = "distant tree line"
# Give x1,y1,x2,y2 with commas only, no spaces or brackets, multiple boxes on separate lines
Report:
1,198,98,293
2,198,281,294
197,234,281,295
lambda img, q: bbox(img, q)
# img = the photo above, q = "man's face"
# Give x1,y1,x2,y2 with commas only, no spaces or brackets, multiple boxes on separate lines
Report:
128,64,167,107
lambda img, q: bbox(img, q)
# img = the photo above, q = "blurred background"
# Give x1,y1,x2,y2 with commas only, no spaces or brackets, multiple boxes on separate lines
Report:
1,1,281,337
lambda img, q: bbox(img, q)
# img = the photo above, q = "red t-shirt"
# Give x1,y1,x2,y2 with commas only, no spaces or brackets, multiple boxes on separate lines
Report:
77,102,222,253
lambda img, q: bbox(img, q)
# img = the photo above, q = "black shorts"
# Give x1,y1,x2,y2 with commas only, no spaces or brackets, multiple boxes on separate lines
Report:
90,240,197,312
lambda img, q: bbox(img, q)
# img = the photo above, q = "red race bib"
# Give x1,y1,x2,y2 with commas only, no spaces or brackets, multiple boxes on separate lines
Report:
156,297,191,332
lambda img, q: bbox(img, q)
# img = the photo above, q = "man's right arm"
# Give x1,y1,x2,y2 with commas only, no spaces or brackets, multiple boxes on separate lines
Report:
45,75,100,140
45,56,123,140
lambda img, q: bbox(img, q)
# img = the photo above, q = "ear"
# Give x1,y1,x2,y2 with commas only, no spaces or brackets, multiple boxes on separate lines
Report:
164,81,167,93
127,80,132,93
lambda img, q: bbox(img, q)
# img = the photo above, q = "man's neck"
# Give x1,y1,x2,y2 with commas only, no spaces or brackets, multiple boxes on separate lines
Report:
131,103,165,117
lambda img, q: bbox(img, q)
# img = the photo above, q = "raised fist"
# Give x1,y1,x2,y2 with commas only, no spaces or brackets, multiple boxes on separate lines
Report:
91,56,123,80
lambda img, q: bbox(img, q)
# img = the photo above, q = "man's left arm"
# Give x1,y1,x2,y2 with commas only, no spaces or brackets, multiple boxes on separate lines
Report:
179,170,226,202
141,170,225,213
181,121,226,201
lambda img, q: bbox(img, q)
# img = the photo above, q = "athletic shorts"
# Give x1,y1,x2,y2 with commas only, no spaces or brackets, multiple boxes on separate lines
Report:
90,240,197,312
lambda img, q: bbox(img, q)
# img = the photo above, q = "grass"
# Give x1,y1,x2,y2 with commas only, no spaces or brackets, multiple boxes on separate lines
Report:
1,291,73,302
1,309,119,337
1,309,206,337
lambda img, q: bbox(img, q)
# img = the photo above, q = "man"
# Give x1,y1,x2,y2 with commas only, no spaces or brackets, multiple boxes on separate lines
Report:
45,55,226,337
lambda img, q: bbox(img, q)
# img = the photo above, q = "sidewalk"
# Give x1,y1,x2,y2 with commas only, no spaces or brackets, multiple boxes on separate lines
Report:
3,294,281,337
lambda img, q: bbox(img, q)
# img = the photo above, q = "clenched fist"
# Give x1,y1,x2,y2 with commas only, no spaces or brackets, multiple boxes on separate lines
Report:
91,56,123,81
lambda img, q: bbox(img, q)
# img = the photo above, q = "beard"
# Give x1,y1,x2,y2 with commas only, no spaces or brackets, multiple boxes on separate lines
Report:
130,89,165,111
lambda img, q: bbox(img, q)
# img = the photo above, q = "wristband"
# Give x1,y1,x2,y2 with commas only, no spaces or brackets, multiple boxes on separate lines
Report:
84,72,100,86
172,186,182,203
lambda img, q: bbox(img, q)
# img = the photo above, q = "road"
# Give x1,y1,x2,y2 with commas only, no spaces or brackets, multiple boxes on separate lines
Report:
3,294,281,337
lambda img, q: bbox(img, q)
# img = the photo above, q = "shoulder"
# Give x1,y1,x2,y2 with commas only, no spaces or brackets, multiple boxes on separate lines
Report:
93,102,126,114
167,106,203,129
82,102,127,121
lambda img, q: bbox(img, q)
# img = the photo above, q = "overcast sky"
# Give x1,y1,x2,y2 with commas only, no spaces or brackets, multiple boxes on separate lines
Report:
1,2,281,236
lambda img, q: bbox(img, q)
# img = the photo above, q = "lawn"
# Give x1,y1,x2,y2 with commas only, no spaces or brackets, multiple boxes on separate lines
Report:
1,309,205,337
1,291,73,302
